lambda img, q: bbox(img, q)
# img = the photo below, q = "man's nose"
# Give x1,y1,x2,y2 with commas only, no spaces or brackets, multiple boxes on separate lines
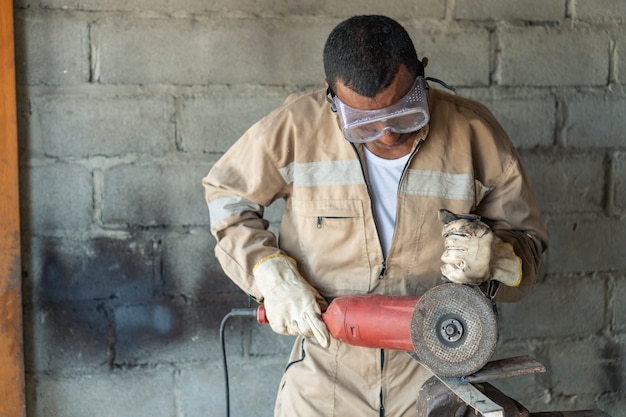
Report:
378,130,402,143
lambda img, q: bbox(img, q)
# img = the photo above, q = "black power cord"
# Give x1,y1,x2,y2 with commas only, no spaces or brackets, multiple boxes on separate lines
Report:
219,308,258,417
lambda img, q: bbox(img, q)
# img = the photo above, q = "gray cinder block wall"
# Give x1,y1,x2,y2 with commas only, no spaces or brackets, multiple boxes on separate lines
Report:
13,0,625,416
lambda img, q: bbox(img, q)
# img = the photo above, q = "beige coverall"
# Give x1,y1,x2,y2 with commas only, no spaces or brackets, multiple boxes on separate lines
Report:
203,86,548,416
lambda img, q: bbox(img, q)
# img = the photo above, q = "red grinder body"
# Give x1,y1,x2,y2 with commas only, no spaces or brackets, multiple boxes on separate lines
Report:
257,294,420,352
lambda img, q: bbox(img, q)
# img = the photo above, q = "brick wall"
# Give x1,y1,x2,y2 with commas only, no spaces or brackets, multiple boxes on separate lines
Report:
14,0,625,416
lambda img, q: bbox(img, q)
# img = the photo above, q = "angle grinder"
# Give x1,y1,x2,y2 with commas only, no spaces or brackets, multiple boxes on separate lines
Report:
257,283,497,377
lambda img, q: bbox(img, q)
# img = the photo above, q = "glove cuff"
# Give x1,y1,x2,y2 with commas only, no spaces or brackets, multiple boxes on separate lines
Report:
491,238,522,287
253,254,301,296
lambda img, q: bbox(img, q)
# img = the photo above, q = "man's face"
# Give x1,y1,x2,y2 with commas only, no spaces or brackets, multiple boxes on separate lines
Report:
333,65,418,159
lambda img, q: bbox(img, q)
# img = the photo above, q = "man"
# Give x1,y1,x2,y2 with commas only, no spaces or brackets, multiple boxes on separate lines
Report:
203,15,547,417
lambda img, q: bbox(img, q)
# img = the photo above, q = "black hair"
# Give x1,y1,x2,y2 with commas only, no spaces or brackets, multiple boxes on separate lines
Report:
323,15,422,98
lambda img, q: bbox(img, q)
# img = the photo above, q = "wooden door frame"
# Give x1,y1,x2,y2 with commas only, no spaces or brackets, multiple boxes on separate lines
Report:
0,0,26,416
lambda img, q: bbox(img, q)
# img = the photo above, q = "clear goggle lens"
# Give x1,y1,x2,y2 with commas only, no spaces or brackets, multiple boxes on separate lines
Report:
332,76,430,143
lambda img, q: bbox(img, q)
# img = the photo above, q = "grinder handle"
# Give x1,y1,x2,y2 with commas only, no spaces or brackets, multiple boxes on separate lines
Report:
256,305,267,324
256,304,327,324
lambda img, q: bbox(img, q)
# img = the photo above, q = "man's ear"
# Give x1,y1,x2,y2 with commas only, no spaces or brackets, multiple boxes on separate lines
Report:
421,57,429,69
324,79,329,87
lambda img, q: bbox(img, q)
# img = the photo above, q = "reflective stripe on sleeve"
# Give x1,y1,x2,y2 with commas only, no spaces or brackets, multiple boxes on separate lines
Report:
208,196,264,226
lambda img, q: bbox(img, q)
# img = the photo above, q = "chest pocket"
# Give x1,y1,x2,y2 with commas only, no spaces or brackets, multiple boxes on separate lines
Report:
290,199,372,296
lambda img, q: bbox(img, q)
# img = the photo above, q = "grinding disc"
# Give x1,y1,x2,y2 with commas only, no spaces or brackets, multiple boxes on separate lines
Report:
410,283,497,377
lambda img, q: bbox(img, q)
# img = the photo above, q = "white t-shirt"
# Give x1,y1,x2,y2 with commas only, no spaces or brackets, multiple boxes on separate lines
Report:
363,147,411,257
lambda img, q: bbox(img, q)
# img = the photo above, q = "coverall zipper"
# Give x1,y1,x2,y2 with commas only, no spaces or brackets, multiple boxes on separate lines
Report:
350,139,423,416
351,139,424,281
379,260,387,280
351,142,388,278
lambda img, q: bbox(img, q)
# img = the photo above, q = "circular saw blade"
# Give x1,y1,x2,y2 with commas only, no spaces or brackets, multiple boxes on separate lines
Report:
410,283,497,377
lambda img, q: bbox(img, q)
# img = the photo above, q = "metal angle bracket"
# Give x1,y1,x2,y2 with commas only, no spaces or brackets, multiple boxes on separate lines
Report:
410,354,547,417
464,355,546,384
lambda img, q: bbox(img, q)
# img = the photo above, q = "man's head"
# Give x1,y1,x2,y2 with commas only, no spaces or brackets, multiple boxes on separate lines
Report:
323,15,423,98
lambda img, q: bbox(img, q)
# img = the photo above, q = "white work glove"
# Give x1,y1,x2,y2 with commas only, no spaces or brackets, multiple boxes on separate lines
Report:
254,255,330,348
438,209,522,287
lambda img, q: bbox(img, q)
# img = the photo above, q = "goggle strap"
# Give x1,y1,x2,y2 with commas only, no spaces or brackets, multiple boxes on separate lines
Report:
326,87,338,113
425,77,456,93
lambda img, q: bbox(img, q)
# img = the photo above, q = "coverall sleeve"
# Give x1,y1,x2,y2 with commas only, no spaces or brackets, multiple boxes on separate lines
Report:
202,114,291,300
445,95,549,303
477,150,548,303
431,89,547,302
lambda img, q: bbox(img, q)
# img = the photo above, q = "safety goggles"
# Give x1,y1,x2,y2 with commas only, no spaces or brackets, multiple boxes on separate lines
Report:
329,76,430,143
